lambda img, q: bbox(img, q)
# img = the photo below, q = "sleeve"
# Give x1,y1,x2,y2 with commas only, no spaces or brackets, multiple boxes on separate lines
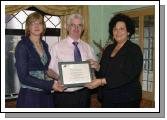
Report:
95,46,110,78
121,46,143,80
15,43,54,91
48,45,59,75
105,45,143,89
88,45,97,61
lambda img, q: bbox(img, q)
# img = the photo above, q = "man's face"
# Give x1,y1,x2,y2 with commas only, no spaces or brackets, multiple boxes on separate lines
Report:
67,18,83,40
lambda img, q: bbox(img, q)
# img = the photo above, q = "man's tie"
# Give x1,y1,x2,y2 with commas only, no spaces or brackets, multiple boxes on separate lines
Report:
73,42,82,62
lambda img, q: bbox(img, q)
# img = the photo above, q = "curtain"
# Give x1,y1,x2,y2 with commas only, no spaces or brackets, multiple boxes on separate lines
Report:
5,5,90,43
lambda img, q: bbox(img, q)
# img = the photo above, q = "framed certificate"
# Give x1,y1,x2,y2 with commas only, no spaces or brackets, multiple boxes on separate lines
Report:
58,61,93,87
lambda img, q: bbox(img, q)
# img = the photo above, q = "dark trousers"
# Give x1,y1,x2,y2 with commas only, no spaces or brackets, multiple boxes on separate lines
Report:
54,88,90,108
102,100,141,108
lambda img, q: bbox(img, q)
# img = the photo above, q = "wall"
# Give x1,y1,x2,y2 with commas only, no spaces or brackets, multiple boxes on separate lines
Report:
89,5,150,59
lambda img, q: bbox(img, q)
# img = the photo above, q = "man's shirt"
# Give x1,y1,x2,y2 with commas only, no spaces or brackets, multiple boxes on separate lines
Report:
49,36,96,92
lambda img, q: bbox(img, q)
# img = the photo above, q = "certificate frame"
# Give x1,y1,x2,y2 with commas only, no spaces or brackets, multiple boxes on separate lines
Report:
58,61,93,87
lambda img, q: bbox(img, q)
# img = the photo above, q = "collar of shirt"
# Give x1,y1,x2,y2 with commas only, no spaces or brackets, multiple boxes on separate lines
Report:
67,36,81,46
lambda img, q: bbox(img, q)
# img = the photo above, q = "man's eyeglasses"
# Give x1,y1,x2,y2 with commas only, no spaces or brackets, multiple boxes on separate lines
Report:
70,24,83,29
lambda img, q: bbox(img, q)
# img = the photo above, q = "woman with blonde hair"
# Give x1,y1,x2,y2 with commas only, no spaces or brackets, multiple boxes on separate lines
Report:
15,12,63,108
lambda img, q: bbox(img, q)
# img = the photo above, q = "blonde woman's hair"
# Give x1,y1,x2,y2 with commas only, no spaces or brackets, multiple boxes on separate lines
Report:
25,12,46,37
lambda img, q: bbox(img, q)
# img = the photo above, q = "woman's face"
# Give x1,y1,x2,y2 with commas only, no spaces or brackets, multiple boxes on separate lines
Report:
29,20,43,37
113,21,129,43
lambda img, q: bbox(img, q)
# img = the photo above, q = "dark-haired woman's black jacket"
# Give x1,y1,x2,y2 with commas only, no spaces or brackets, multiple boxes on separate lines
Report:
96,40,143,105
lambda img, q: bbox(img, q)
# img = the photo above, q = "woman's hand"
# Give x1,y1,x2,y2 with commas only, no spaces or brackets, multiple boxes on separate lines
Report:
47,69,59,80
52,80,64,92
84,78,106,89
87,59,100,71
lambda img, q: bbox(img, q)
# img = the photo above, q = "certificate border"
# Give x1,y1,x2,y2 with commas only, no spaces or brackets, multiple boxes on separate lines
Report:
58,61,93,87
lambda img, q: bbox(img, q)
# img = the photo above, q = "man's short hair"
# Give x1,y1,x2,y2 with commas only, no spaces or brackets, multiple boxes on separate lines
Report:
67,13,84,25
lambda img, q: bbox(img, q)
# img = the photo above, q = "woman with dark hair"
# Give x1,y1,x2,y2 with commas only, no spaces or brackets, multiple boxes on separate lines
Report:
85,13,143,108
15,12,63,108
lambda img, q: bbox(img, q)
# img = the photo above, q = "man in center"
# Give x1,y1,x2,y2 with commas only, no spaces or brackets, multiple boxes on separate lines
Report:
49,13,97,107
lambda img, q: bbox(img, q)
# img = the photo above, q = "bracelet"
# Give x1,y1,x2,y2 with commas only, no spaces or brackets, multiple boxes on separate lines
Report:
101,78,106,86
101,79,102,86
101,79,104,86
